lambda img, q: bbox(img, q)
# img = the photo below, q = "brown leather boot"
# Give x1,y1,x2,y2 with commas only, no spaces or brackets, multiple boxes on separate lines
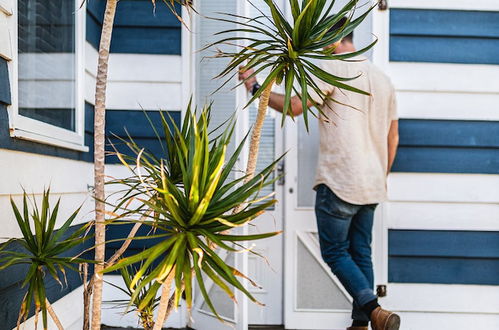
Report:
370,307,401,330
346,327,368,330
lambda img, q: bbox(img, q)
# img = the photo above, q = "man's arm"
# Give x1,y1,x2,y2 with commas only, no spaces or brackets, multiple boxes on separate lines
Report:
239,67,314,116
387,120,399,174
267,92,314,116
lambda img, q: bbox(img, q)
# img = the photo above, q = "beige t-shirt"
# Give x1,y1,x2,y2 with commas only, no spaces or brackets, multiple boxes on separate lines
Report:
309,56,397,205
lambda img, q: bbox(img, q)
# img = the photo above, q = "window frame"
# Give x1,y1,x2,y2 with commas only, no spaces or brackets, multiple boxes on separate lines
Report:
8,0,87,151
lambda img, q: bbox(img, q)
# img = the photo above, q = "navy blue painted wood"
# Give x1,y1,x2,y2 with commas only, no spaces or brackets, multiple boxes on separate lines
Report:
390,9,499,64
0,58,11,105
392,146,499,174
114,1,181,27
388,230,499,285
398,120,499,148
86,0,181,54
85,106,181,163
0,224,94,330
105,223,170,262
389,257,499,285
86,8,103,50
390,35,499,65
389,230,499,258
390,9,499,38
110,26,181,54
392,119,499,174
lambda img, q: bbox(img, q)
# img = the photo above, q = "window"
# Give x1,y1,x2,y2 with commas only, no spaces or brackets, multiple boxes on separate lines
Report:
10,0,86,151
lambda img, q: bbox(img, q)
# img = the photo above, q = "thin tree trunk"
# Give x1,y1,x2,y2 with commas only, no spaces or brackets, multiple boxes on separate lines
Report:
45,299,64,330
152,267,176,330
91,0,118,329
245,80,274,182
233,80,275,214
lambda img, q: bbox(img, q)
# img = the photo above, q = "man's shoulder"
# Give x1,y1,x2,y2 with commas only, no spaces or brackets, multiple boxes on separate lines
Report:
365,61,395,91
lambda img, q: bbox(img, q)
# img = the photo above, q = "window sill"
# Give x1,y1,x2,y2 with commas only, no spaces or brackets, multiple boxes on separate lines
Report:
11,127,89,152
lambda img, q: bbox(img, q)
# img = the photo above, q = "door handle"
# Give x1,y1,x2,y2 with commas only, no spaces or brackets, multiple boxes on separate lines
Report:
277,161,285,185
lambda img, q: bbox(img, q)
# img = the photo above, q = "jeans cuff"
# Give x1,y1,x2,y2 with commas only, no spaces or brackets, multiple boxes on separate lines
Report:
355,288,377,307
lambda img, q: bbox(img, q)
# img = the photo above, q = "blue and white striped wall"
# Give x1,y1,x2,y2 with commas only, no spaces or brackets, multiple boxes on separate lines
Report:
0,1,188,328
372,4,499,328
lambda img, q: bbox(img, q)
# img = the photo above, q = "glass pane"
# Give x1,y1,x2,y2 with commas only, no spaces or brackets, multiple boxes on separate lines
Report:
296,238,351,310
18,0,76,131
297,117,319,207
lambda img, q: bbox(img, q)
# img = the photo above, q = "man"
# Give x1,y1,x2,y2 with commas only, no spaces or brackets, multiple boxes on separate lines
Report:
239,19,400,330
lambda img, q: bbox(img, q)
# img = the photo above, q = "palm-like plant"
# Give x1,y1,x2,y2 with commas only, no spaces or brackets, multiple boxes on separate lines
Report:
104,104,281,328
0,190,92,330
90,1,194,328
211,0,375,183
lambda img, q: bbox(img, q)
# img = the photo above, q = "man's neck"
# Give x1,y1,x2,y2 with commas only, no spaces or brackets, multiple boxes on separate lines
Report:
334,41,356,54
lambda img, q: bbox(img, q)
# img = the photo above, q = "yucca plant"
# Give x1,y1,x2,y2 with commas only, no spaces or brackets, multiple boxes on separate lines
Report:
90,1,195,327
104,104,282,328
210,0,375,184
0,190,92,330
104,262,160,330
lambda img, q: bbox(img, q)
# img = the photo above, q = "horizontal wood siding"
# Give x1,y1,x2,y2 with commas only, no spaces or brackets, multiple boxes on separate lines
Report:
392,119,499,174
84,104,181,164
390,9,499,64
86,0,181,54
388,230,499,285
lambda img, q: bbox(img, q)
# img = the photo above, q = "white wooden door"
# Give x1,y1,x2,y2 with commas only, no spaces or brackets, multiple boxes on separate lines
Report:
372,1,499,329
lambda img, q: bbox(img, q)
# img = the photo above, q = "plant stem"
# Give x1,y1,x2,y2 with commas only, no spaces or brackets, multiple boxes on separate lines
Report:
45,299,63,330
233,79,275,215
152,267,176,330
245,80,275,182
91,0,118,329
82,263,91,330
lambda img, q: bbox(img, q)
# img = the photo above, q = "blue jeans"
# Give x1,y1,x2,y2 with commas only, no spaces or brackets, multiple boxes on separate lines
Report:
314,184,378,322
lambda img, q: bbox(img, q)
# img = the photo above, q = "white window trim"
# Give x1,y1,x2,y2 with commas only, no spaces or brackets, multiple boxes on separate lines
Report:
7,0,88,152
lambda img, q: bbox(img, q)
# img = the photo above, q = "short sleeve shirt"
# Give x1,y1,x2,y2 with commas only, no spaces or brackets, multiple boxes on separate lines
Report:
308,56,397,205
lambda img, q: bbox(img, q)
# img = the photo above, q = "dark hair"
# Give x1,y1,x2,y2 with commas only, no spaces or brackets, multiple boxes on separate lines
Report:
329,17,353,42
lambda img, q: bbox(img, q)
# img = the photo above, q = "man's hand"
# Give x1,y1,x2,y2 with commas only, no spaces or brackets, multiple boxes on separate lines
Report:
238,66,257,92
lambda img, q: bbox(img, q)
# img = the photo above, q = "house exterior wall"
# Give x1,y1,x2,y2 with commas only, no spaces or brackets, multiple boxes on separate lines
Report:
375,4,499,329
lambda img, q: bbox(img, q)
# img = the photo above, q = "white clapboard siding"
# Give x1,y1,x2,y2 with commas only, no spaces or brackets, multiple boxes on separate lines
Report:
0,150,94,239
387,201,499,231
387,173,499,204
390,0,499,11
85,42,182,110
383,283,499,315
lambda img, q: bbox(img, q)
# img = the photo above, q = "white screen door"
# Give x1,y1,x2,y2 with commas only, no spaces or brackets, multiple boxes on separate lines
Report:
283,117,358,330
